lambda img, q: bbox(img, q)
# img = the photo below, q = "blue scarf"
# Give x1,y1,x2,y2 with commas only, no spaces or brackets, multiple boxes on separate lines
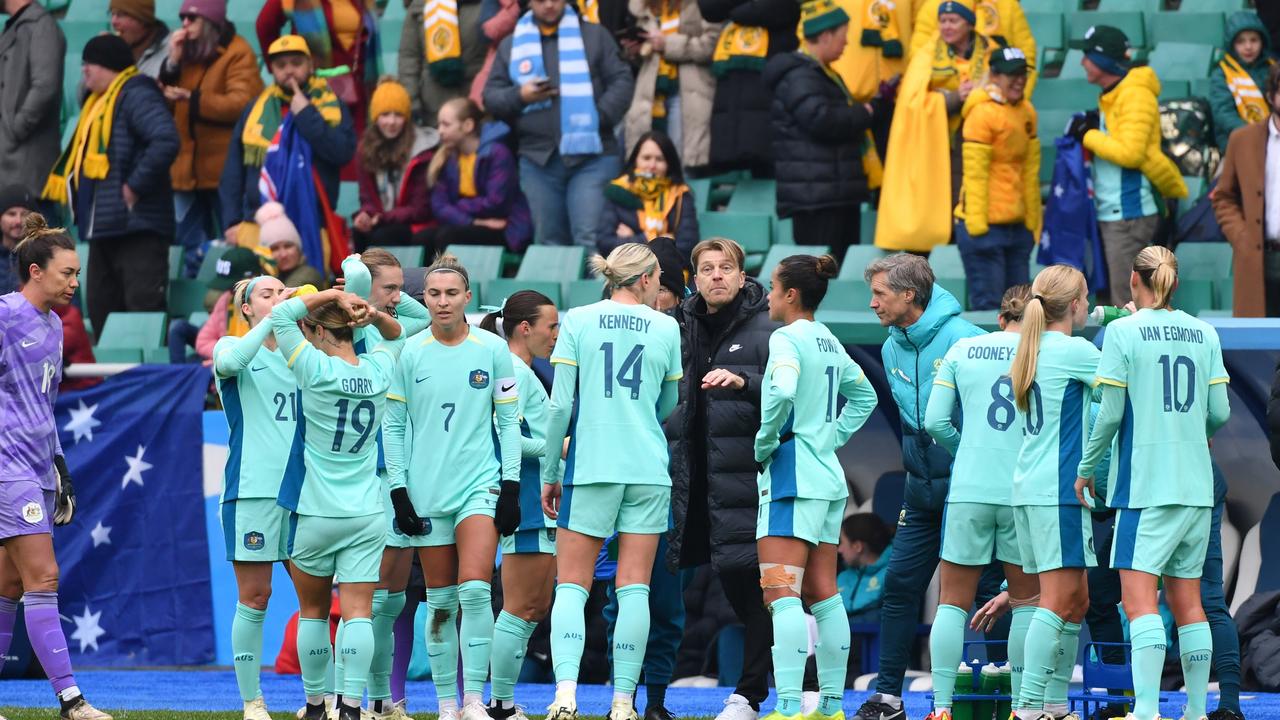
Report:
509,8,603,156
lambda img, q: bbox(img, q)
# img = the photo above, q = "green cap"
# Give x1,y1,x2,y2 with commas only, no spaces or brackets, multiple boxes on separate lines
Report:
801,0,850,38
990,46,1028,75
1069,24,1131,65
210,246,262,290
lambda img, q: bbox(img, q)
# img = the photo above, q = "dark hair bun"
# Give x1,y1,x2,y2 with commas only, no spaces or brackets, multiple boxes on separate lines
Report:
815,254,839,280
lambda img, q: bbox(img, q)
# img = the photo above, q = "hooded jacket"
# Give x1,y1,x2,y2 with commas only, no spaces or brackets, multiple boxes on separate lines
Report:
430,123,533,251
357,126,439,232
956,85,1041,237
879,284,982,511
837,541,893,617
1209,11,1273,151
665,277,780,573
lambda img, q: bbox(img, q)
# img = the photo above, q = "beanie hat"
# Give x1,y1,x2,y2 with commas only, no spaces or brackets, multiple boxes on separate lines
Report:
83,34,135,73
1069,24,1132,75
369,79,412,122
801,0,850,39
109,0,157,25
937,0,976,26
180,0,227,26
649,236,687,300
0,185,35,214
255,202,302,250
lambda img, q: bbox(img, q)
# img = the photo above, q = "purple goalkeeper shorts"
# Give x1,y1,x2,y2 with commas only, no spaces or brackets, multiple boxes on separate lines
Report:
0,481,54,541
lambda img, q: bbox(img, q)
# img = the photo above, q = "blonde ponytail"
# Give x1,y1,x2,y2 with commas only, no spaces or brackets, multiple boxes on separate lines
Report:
591,243,658,290
1009,265,1086,411
1132,246,1178,310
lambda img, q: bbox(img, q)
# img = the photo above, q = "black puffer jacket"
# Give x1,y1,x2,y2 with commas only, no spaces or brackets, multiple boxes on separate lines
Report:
762,51,874,218
666,278,779,573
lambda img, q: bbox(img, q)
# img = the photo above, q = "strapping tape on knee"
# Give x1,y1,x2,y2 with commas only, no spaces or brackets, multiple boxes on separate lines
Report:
759,563,804,594
1010,593,1040,609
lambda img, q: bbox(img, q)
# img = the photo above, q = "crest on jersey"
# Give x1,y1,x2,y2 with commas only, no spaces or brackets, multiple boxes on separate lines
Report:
244,531,265,550
21,502,43,525
469,369,490,389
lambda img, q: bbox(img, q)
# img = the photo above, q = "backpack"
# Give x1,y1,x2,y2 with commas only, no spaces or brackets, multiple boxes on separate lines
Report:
1159,97,1220,182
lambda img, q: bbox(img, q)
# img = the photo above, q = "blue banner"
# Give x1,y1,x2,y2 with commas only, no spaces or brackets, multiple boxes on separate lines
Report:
53,365,215,666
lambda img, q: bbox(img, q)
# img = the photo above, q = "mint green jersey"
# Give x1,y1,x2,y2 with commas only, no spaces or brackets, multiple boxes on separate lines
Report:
271,297,404,517
550,300,682,486
385,326,520,516
755,319,878,502
932,331,1023,505
1095,309,1228,509
512,354,556,531
214,320,297,501
1012,332,1100,506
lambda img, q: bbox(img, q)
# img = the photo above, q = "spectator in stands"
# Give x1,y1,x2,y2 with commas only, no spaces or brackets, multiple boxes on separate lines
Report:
855,253,995,720
1210,12,1273,153
189,245,262,364
0,0,65,202
1066,24,1186,306
469,0,522,110
1214,62,1280,318
598,131,699,264
765,0,876,261
159,0,264,279
697,0,798,178
111,0,171,78
650,235,687,311
256,0,380,134
665,237,779,720
837,513,894,625
621,0,720,173
428,97,532,254
54,301,99,391
353,78,439,252
484,0,634,247
256,202,327,289
400,0,486,127
827,0,909,107
221,35,356,248
48,34,179,335
0,186,35,296
955,47,1040,311
909,0,1036,92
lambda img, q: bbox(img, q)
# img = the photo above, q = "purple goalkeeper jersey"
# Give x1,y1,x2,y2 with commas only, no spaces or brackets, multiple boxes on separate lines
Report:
0,292,62,490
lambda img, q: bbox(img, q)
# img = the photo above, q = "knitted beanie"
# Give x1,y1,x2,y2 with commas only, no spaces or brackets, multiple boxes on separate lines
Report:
255,202,302,249
369,79,412,121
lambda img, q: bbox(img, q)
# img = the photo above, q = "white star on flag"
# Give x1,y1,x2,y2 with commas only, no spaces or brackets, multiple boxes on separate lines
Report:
70,606,105,653
121,446,152,489
90,522,112,548
63,400,101,444
1054,184,1065,198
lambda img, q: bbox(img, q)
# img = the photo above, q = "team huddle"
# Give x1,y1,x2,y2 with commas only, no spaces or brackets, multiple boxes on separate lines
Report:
2,214,1228,720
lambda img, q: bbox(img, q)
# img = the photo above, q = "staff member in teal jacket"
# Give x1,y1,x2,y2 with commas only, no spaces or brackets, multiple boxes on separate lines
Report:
837,513,894,623
853,253,996,720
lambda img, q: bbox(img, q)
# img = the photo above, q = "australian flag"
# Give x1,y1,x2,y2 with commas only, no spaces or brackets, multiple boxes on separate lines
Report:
51,365,214,666
1038,135,1109,292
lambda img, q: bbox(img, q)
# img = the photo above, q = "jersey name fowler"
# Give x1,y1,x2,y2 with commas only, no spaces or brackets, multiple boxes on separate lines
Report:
1136,324,1205,344
599,314,652,333
815,337,841,354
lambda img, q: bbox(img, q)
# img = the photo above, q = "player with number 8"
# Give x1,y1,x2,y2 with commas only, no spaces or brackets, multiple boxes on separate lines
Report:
1076,247,1231,720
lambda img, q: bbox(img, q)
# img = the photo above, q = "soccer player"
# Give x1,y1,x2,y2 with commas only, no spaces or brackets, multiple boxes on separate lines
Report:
1007,265,1099,720
383,254,522,720
480,290,562,720
270,287,405,720
1075,247,1230,720
924,284,1041,720
540,243,683,720
213,273,300,720
0,214,110,720
754,254,878,720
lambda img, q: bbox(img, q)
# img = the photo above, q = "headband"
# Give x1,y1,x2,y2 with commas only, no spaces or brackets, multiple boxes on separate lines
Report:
244,276,262,300
428,266,469,289
479,303,504,317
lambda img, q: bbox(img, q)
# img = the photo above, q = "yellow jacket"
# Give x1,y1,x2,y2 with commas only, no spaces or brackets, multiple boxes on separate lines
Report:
956,85,1041,237
909,0,1037,95
1082,66,1188,200
825,0,927,101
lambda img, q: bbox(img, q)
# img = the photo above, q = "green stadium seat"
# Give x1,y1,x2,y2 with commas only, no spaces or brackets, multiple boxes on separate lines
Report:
1160,79,1190,100
930,244,965,277
76,242,90,315
1146,42,1215,81
188,311,210,327
859,205,877,245
65,0,109,21
381,0,407,19
167,278,208,317
756,244,831,280
335,181,360,220
445,244,503,281
97,311,167,349
226,0,260,22
687,177,712,212
698,211,772,255
168,245,183,279
142,347,170,364
1057,49,1089,80
1034,79,1099,110
773,217,795,245
1178,176,1205,217
373,246,425,268
93,347,143,363
481,279,561,308
727,178,776,213
1189,77,1212,101
379,51,398,78
1039,141,1058,187
566,278,606,308
1148,12,1225,46
1039,110,1078,140
515,245,586,283
1186,0,1245,11
839,245,887,280
824,280,872,312
1175,241,1232,308
196,249,224,282
1173,278,1214,316
1096,0,1162,11
1068,12,1146,48
1026,13,1066,71
1023,0,1080,11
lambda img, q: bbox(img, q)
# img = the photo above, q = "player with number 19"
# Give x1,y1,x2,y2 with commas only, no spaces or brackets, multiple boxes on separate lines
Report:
1075,247,1231,720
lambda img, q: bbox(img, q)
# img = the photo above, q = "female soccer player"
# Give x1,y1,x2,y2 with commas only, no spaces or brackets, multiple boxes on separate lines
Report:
540,243,683,720
924,284,1041,720
0,215,110,720
1007,265,1098,720
383,254,521,720
269,287,404,720
480,290,561,720
753,254,878,720
1076,247,1230,720
212,273,298,720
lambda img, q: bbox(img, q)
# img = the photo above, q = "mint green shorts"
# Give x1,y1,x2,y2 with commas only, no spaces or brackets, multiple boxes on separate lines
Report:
558,483,670,538
411,486,499,548
756,496,844,546
1111,505,1210,579
500,526,557,555
288,512,384,583
942,502,1021,566
1012,504,1096,574
221,498,291,563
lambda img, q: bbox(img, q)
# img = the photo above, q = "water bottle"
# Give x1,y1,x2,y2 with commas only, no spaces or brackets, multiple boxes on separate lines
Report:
1089,306,1131,325
997,664,1013,720
975,663,1001,720
952,662,976,720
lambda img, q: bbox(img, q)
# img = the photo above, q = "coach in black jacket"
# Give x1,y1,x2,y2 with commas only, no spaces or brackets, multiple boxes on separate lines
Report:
666,237,779,718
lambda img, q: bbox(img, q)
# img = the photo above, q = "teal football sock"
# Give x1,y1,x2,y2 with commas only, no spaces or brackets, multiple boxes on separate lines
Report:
1018,608,1064,710
1129,613,1167,720
1178,622,1213,720
426,585,461,701
297,618,333,699
550,583,589,684
340,617,375,701
613,584,651,695
369,590,405,702
769,596,808,717
491,610,538,702
929,604,969,711
1008,606,1036,707
232,603,266,703
333,619,345,698
1045,621,1080,709
459,580,495,696
811,594,851,716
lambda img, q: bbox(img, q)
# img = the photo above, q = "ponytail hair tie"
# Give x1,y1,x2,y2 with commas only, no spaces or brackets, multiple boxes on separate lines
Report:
478,303,505,317
1033,294,1046,303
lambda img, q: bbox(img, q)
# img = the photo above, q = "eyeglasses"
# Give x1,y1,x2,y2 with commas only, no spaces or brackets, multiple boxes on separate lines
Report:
179,13,200,22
